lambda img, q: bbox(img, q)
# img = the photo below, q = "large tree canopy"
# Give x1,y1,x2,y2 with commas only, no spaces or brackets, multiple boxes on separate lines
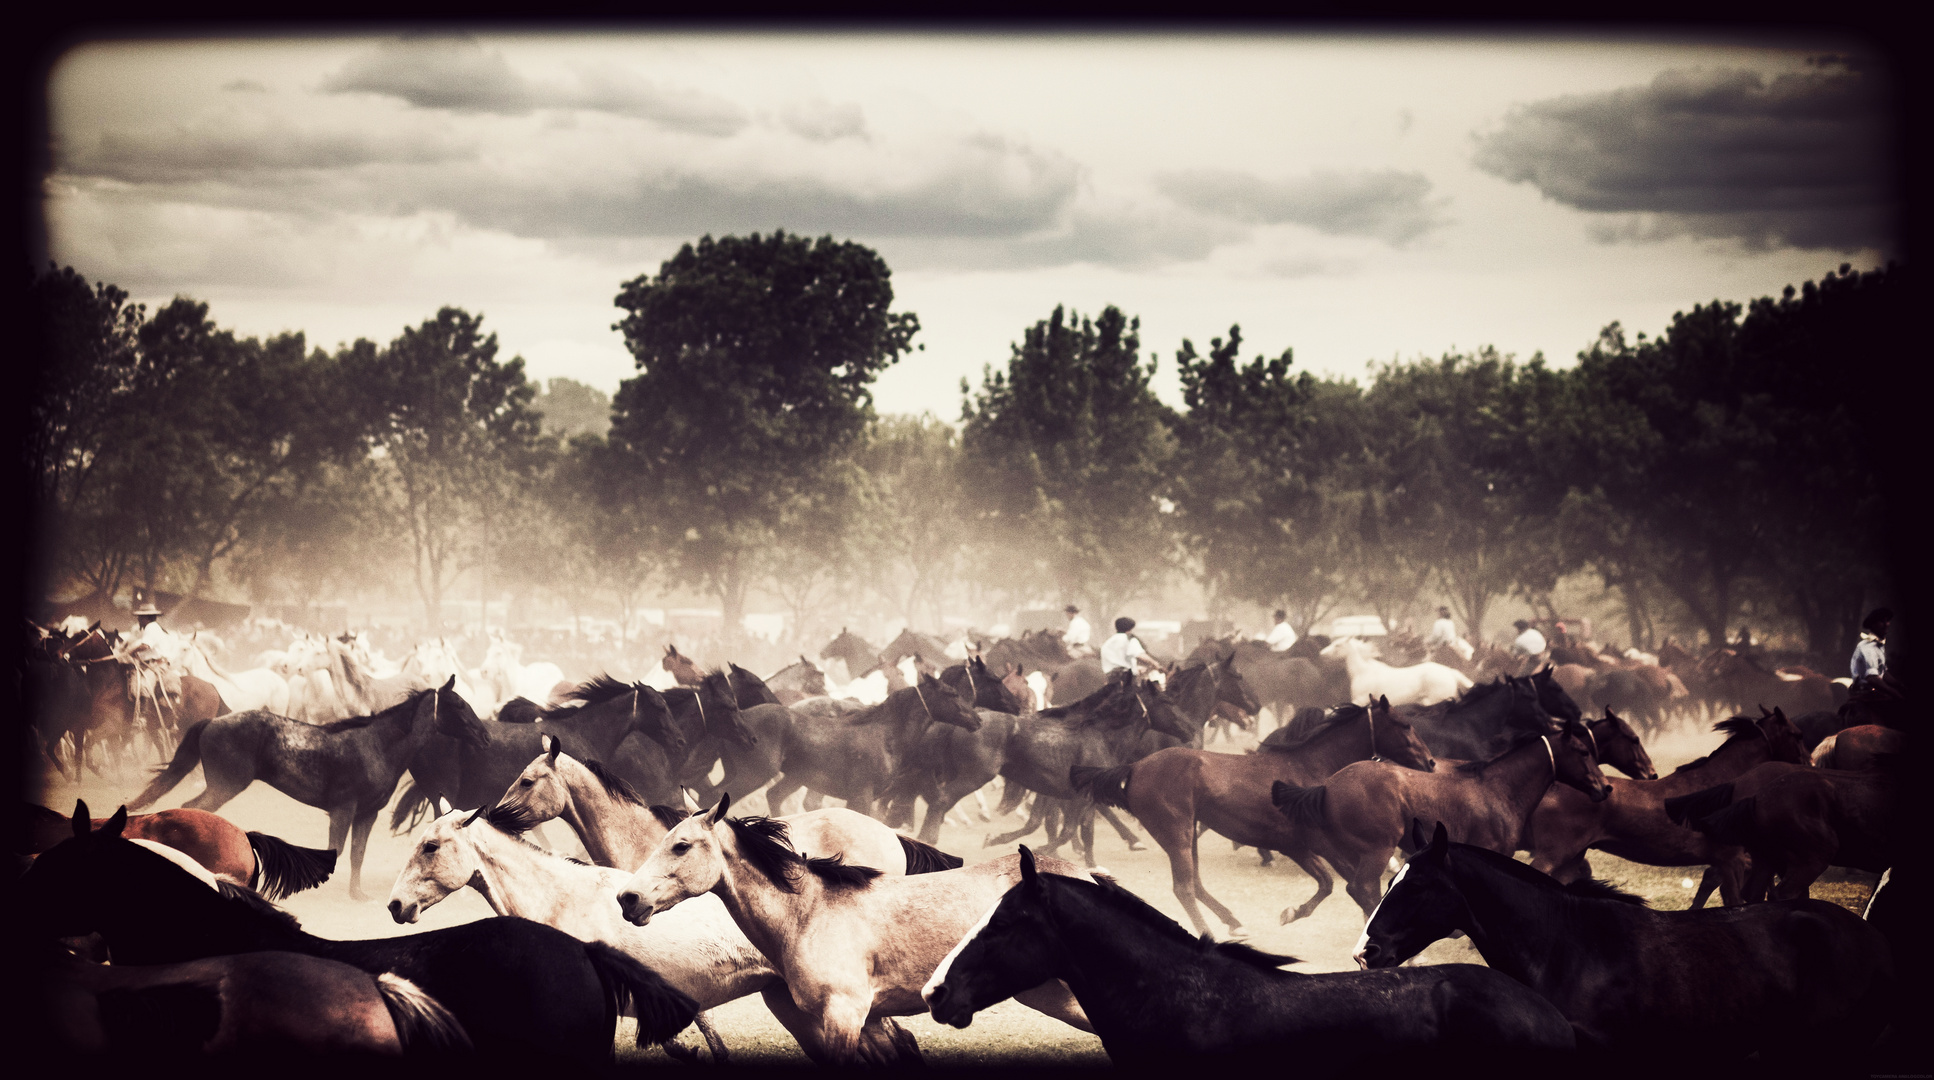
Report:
608,231,920,633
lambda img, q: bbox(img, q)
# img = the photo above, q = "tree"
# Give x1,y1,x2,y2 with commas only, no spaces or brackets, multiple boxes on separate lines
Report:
343,308,542,631
850,414,967,630
960,305,1177,620
608,231,920,639
531,377,612,439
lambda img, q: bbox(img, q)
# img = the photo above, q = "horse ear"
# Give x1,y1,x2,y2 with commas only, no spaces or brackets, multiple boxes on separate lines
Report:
1018,844,1038,886
72,799,91,838
705,792,732,824
546,734,561,764
681,787,703,813
441,675,456,692
437,795,454,817
100,806,128,840
462,804,489,828
1377,694,1390,710
1409,816,1429,851
1430,821,1450,853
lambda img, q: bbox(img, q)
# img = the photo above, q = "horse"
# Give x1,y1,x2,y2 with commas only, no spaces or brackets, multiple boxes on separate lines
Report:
1188,637,1342,730
1667,760,1900,904
1520,712,1812,902
18,803,337,901
1272,718,1611,920
387,803,770,1063
876,655,1022,834
1321,636,1472,707
1390,674,1559,760
390,675,681,835
818,627,879,683
762,673,981,820
175,639,290,716
606,670,760,807
21,803,698,1065
28,937,470,1057
1357,822,1894,1060
492,735,963,876
764,656,829,706
1073,697,1436,936
1811,724,1905,770
921,846,1575,1070
615,794,1095,1066
126,681,461,899
660,643,706,687
474,634,569,711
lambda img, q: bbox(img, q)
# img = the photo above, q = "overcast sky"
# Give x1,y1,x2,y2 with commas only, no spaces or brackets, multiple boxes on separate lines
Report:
41,30,1899,417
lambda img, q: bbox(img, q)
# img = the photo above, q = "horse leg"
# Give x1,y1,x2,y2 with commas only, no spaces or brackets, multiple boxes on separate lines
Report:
764,775,805,817
1077,806,1098,867
324,806,355,893
1278,846,1337,925
1095,805,1145,851
994,780,1029,818
985,792,1050,847
1343,854,1386,921
759,984,839,1065
801,789,826,812
347,807,380,901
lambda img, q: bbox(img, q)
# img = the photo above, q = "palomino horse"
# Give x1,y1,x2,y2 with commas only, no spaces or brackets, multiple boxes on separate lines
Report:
1320,637,1472,707
922,846,1575,1068
20,803,337,900
1519,712,1808,902
1358,823,1893,1059
616,794,1096,1066
22,803,697,1065
1273,718,1611,920
1073,698,1436,937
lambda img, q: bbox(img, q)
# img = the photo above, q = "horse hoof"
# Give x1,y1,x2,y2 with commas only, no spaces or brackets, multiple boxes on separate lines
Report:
1127,841,1147,852
1225,926,1250,939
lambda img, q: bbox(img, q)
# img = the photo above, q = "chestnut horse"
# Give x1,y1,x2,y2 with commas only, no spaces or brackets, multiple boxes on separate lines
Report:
19,802,338,900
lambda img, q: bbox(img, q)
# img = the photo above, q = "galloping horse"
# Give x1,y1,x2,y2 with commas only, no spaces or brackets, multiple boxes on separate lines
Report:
1321,637,1472,707
20,803,337,900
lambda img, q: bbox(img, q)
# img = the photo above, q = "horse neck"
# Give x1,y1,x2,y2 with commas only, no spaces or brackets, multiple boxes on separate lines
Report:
1445,853,1595,992
465,827,625,937
712,829,819,968
1474,738,1566,820
1042,882,1254,1019
1301,713,1383,774
559,760,667,868
1660,736,1775,795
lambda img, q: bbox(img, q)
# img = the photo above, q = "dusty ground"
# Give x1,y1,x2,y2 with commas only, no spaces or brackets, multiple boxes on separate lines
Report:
34,712,1878,1067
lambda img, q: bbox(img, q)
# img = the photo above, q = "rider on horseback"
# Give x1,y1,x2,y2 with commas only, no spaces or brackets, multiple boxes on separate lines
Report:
1850,608,1890,692
1063,605,1094,658
1100,617,1162,677
1263,609,1298,652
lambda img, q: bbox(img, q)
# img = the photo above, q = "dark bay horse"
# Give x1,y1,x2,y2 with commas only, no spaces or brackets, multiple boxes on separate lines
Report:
763,674,981,819
20,804,699,1065
608,671,761,807
1667,759,1900,903
1273,719,1611,919
1520,712,1809,902
19,803,336,900
818,627,879,682
1392,674,1560,760
1074,697,1436,935
1357,823,1893,1061
921,846,1575,1070
126,680,460,898
876,656,1025,839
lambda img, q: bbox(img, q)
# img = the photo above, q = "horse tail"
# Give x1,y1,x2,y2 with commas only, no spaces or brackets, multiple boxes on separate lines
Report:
1663,782,1736,826
1270,780,1328,831
375,972,472,1054
390,779,433,834
897,833,964,874
127,717,212,810
1687,796,1759,846
1070,763,1133,810
583,940,699,1047
245,831,339,900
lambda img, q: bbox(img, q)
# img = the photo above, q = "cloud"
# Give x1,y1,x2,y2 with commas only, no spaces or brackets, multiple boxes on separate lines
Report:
222,79,270,94
63,116,477,184
321,36,749,137
1155,168,1448,247
781,98,868,143
1471,62,1897,251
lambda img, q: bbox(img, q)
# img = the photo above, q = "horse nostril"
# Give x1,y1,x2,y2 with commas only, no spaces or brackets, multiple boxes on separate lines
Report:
387,899,405,923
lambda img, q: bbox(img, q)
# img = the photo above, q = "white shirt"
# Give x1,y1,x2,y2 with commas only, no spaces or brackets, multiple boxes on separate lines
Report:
1264,621,1298,651
132,621,185,665
1099,632,1147,674
1063,616,1091,648
1513,627,1548,656
1425,618,1458,649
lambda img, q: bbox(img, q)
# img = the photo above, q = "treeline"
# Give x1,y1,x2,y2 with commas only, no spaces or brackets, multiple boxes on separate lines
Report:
25,232,1903,659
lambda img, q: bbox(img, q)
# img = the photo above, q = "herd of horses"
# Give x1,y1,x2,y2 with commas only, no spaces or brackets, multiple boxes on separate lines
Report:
13,617,1920,1072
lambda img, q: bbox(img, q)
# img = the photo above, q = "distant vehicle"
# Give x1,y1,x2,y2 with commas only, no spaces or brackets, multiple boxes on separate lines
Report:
1327,615,1389,638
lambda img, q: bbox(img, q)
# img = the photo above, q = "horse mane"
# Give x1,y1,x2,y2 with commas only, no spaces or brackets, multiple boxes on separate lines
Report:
1260,704,1367,754
557,674,634,709
579,759,646,807
1038,675,1128,724
214,879,305,930
1673,716,1763,774
648,805,691,831
1450,843,1648,906
1079,874,1300,969
1453,728,1555,775
483,813,591,865
318,686,437,735
722,815,883,892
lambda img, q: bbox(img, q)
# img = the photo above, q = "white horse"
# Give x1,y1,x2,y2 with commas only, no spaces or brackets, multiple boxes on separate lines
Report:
178,640,288,715
476,635,568,708
1320,636,1472,708
403,639,489,715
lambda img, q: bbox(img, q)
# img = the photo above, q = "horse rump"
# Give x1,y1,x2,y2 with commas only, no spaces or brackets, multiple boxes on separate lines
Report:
125,718,213,811
897,833,964,873
375,973,472,1054
245,831,339,901
95,981,223,1054
581,940,699,1046
1069,763,1133,809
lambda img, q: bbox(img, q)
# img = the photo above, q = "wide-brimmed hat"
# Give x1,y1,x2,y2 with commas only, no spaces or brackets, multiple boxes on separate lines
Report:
1064,605,1080,615
132,603,161,617
1863,608,1894,634
1437,606,1451,617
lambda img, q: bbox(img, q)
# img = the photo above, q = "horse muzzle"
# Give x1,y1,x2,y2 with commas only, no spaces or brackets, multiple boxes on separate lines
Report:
387,898,418,924
616,890,655,926
923,984,973,1029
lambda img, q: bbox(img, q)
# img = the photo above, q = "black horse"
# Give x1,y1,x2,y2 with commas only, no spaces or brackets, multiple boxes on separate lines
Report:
19,805,699,1064
1358,821,1894,1061
601,671,759,807
922,846,1575,1071
126,681,461,899
393,675,680,831
1392,675,1557,761
877,656,1027,840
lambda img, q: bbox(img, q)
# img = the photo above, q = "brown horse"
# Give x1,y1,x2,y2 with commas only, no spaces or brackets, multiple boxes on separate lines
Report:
1519,711,1811,903
1668,760,1899,904
662,644,705,687
1273,719,1611,919
19,803,338,900
1810,724,1905,770
1073,698,1435,936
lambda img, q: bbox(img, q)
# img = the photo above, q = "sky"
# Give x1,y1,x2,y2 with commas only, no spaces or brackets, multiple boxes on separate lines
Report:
40,29,1900,418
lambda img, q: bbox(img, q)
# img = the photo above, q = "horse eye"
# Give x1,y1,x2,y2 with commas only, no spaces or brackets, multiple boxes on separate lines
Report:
422,843,438,854
520,778,534,787
671,842,691,855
